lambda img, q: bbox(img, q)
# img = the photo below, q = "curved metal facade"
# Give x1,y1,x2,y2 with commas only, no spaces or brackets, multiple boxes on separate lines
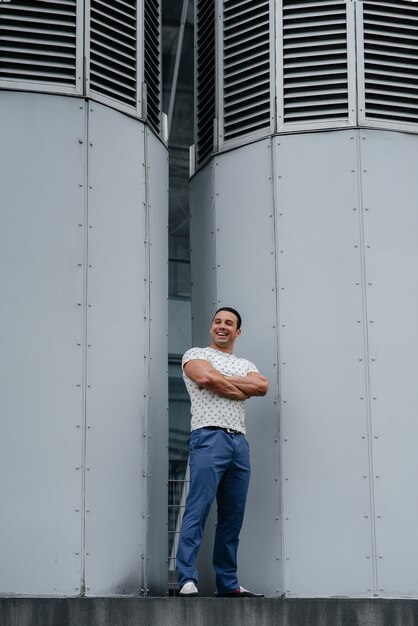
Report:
190,0,418,599
0,0,167,598
193,0,418,168
0,0,162,133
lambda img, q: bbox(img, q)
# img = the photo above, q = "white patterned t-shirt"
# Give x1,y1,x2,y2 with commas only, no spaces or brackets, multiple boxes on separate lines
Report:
182,346,259,435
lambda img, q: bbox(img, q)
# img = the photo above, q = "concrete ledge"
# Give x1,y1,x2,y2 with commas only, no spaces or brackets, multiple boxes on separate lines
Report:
2,597,418,626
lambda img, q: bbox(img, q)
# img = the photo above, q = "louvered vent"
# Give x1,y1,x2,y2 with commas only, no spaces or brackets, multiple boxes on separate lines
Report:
282,0,349,125
89,0,137,109
223,0,271,142
0,0,78,86
196,0,216,165
144,0,161,132
362,0,418,125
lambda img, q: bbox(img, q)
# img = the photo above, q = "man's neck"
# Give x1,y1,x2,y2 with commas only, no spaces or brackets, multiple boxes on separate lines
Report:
210,342,234,355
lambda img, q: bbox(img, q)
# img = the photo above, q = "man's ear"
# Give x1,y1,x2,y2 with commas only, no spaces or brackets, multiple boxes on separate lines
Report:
236,328,241,337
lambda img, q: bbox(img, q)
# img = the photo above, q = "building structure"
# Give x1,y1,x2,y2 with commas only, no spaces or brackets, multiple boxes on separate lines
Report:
1,0,418,611
0,0,168,597
189,0,418,598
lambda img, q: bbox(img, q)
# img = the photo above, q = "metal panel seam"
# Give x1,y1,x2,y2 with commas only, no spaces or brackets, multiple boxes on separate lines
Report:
355,129,378,594
270,138,283,596
143,125,151,596
81,100,90,596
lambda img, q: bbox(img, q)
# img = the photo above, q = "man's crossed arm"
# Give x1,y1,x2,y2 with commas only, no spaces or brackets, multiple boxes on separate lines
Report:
184,359,269,401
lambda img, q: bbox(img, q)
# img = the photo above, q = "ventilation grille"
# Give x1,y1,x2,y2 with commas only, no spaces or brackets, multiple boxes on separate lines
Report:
89,0,137,108
196,0,216,165
223,0,271,142
144,0,161,132
282,0,349,125
0,0,78,86
362,0,418,125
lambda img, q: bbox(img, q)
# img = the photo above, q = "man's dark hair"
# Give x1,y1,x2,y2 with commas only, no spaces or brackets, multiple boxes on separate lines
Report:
213,307,242,330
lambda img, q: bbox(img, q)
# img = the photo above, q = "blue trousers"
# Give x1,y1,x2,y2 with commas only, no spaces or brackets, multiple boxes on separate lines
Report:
176,427,251,594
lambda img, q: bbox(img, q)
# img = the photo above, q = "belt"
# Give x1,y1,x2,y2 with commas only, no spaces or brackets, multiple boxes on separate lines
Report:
204,426,242,435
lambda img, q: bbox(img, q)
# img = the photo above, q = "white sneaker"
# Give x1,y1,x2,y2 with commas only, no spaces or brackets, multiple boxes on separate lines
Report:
179,581,199,597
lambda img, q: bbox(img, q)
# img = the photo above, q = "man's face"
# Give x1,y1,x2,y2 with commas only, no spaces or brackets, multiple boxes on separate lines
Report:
210,310,241,352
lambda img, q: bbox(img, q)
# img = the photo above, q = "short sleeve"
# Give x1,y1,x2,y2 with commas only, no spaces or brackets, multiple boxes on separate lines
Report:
245,360,259,374
182,347,209,369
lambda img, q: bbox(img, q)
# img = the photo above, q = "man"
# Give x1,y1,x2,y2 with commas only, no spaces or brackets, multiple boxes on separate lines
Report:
176,306,269,598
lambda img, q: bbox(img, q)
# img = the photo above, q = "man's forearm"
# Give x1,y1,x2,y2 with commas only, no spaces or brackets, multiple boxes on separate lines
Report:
200,371,248,400
225,374,269,397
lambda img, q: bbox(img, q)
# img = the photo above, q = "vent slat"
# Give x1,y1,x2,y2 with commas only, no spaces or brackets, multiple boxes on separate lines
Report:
282,0,349,125
223,0,271,142
362,0,418,126
196,0,216,164
89,0,137,109
0,1,77,86
143,0,161,132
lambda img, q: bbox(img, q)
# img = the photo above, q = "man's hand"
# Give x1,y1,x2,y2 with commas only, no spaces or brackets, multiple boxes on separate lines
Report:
225,372,269,397
184,359,248,400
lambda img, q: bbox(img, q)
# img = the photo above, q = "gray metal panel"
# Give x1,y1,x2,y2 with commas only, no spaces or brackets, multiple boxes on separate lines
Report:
189,166,216,346
146,129,169,595
275,131,374,596
83,103,147,595
360,130,418,597
212,140,281,597
188,165,217,595
0,92,86,594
